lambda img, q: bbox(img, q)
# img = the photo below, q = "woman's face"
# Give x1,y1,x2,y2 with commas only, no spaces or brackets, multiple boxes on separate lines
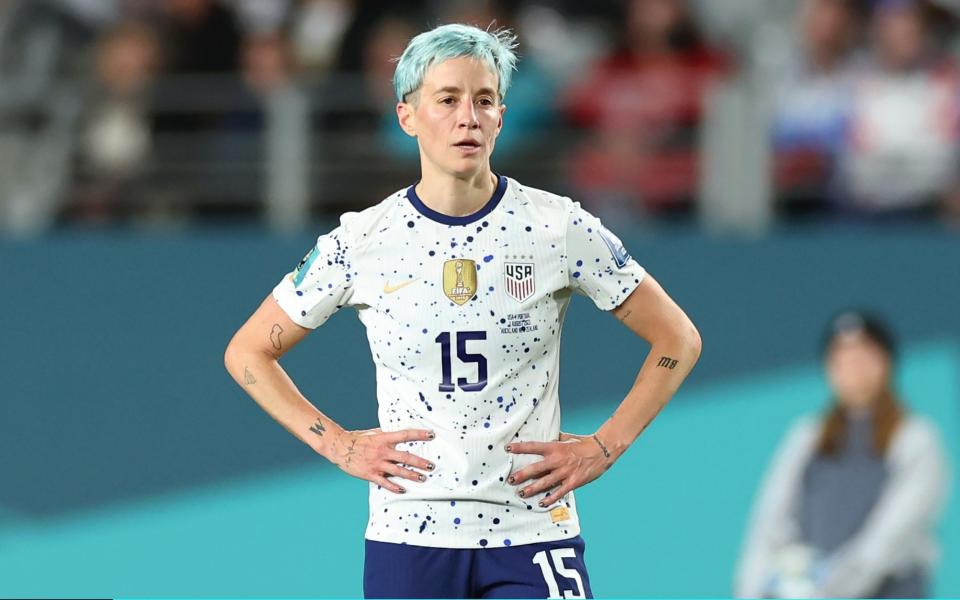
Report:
825,331,892,411
396,57,505,179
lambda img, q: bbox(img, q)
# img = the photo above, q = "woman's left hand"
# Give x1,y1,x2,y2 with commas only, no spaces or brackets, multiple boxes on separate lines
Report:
505,431,617,507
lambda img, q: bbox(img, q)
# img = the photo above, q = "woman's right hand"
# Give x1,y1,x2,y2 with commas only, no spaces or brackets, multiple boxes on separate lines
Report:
330,427,436,493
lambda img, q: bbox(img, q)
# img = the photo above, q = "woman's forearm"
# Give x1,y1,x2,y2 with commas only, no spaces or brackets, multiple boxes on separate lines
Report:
595,333,701,459
224,345,346,461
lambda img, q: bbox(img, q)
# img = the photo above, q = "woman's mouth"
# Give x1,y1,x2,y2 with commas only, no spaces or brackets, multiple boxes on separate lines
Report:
453,140,482,155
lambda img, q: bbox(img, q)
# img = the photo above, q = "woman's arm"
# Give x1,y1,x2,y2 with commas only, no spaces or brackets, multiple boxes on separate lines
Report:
507,274,701,506
597,273,702,457
224,293,435,493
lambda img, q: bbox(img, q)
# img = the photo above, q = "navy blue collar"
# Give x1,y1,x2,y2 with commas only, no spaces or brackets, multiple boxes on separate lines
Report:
406,174,507,226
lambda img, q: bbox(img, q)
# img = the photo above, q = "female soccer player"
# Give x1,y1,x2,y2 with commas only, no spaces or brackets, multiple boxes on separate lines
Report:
225,23,701,599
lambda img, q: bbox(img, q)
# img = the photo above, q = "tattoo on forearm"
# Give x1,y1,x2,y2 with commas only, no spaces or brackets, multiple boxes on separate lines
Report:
270,324,284,353
243,366,257,385
592,434,611,459
617,309,632,322
309,418,326,437
657,356,679,369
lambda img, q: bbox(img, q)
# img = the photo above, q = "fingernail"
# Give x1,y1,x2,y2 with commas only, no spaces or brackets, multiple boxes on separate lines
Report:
427,431,436,439
538,501,545,507
418,474,426,482
507,476,516,484
427,462,435,470
518,490,526,498
504,445,512,452
398,487,406,494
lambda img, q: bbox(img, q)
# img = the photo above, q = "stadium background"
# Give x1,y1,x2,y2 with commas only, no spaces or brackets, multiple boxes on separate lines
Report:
1,0,958,597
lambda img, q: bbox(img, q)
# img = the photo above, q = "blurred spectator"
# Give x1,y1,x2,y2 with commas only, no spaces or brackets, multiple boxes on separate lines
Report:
289,0,355,77
772,0,862,217
160,0,241,74
562,0,730,219
242,32,297,97
736,311,949,598
68,21,159,221
839,0,960,217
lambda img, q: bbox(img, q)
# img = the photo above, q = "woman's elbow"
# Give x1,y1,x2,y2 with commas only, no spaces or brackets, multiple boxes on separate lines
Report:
687,321,703,362
224,335,240,374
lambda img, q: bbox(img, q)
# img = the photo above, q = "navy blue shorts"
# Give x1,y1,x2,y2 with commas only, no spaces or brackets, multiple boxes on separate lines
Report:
364,535,593,599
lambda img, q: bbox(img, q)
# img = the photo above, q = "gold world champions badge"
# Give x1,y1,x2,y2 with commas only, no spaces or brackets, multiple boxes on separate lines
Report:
443,259,477,305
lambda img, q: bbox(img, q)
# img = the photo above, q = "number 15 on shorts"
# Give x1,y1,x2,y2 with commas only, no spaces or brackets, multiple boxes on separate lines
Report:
533,548,586,599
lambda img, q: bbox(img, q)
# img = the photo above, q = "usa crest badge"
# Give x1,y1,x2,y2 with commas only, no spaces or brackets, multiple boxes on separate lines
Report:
504,261,535,302
443,259,477,305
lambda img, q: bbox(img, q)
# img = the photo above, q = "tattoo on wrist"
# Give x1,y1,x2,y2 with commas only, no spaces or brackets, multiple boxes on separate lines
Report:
592,434,611,459
270,324,284,354
309,418,326,437
657,356,679,369
343,437,358,466
243,366,256,385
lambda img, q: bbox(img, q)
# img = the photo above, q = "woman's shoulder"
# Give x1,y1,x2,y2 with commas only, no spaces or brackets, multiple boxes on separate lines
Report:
891,413,945,457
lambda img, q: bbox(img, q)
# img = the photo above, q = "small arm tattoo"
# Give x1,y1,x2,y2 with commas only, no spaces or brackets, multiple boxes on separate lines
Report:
243,366,256,385
270,324,284,353
344,437,358,466
592,434,611,459
617,309,632,322
657,356,678,369
309,418,326,437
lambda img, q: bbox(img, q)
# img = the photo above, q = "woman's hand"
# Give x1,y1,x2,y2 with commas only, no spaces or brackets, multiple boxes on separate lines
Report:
505,431,616,506
330,427,436,494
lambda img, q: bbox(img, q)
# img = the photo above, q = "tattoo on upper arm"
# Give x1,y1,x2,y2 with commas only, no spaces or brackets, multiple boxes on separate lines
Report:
270,324,284,354
657,356,678,369
244,366,257,385
309,417,326,437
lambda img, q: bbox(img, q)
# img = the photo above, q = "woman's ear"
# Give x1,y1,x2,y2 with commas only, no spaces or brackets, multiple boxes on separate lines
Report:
397,102,417,137
495,103,507,137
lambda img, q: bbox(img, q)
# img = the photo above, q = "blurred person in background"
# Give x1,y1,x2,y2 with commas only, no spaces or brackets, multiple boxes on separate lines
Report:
241,31,297,98
67,21,159,222
562,0,729,221
288,0,355,78
771,0,863,217
839,0,960,218
736,311,949,598
160,0,241,74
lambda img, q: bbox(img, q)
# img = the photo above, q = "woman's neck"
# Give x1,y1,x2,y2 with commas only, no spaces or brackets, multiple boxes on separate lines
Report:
415,165,497,218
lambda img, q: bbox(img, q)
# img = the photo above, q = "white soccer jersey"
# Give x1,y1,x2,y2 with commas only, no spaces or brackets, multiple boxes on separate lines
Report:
273,175,646,549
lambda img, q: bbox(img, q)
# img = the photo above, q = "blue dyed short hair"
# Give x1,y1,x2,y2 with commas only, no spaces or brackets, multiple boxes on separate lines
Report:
393,23,518,103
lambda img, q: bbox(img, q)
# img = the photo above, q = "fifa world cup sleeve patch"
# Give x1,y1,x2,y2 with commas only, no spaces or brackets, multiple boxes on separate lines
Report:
292,244,320,288
598,225,632,268
550,506,571,523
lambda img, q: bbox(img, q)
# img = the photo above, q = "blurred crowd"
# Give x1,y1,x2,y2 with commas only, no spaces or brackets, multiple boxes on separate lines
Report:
772,0,960,222
2,0,960,227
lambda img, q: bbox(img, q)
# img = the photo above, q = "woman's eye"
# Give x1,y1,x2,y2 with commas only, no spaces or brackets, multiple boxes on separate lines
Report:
478,98,494,106
440,97,455,105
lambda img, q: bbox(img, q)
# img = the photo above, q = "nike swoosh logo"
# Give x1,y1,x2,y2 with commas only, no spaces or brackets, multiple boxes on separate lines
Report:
383,279,419,294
